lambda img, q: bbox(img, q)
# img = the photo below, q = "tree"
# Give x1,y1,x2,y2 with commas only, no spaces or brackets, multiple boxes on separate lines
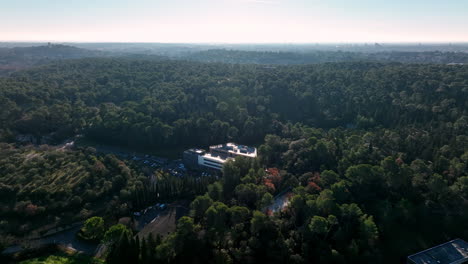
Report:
345,164,385,203
80,216,105,241
331,181,350,204
308,216,329,237
172,216,203,262
250,210,269,236
140,237,150,264
317,189,339,215
208,182,224,201
451,176,468,199
106,233,139,264
360,215,379,243
212,249,233,264
235,183,266,208
103,224,132,245
190,194,213,221
321,170,340,187
259,192,273,210
223,160,241,198
205,202,229,232
228,206,250,225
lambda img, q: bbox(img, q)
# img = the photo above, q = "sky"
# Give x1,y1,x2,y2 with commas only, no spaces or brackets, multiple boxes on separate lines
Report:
1,0,468,43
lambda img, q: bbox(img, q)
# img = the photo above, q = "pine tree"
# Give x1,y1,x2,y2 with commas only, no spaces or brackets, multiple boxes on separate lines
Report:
140,237,150,264
147,234,157,262
105,242,119,264
134,236,141,263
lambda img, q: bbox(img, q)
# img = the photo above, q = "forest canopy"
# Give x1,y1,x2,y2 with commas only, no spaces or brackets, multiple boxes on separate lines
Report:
0,56,467,263
0,58,466,149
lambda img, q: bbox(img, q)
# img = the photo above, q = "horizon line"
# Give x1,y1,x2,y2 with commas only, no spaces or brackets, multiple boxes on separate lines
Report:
2,40,468,45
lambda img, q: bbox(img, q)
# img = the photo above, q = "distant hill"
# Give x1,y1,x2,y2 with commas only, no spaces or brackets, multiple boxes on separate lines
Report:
182,49,362,64
182,49,468,65
1,45,467,76
0,44,105,75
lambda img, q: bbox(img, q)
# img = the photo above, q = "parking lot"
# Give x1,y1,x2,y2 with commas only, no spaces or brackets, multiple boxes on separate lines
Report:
91,145,218,231
131,153,218,179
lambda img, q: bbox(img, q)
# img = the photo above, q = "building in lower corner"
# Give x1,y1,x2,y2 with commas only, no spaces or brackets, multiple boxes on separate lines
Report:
183,143,257,171
407,239,468,264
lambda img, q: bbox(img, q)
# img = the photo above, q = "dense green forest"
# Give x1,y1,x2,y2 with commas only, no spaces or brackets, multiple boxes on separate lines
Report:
1,58,467,147
105,125,467,263
0,57,467,263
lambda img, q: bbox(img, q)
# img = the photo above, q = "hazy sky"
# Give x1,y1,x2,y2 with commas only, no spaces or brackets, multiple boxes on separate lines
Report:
1,0,467,43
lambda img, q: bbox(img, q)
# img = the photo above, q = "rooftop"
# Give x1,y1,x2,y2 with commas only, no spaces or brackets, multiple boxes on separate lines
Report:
408,239,468,264
209,142,257,158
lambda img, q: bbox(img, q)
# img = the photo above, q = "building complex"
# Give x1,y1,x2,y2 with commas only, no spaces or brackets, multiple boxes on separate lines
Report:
183,143,257,171
407,239,468,264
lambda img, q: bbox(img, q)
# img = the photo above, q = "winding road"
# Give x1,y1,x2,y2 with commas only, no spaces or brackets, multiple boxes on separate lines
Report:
2,225,100,256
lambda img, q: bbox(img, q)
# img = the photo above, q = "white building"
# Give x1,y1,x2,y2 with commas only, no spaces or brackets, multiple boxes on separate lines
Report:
197,153,226,170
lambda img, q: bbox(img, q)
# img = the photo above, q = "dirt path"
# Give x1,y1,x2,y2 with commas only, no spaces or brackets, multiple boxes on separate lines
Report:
136,208,177,238
136,202,189,239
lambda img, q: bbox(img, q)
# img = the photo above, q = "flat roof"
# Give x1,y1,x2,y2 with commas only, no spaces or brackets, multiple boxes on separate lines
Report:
408,239,468,264
209,142,257,158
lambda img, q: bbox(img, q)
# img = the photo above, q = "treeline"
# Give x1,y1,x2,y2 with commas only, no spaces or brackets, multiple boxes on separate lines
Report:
0,58,466,150
184,49,468,64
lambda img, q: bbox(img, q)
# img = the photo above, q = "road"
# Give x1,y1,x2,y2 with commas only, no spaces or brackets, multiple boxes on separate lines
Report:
2,225,99,256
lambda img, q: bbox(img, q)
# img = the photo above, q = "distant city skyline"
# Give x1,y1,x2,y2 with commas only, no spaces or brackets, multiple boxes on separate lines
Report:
1,0,468,43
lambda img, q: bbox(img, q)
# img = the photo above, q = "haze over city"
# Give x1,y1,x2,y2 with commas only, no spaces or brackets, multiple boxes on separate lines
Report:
2,0,468,43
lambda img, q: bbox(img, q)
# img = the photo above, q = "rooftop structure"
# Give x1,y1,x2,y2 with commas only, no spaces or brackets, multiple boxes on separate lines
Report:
185,148,206,155
407,239,468,264
209,142,257,159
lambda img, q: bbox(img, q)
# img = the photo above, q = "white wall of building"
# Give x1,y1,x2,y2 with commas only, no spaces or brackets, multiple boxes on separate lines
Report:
198,154,225,170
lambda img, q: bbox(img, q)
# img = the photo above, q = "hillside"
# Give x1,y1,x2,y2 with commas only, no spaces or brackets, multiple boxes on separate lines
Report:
0,144,140,245
0,44,104,75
